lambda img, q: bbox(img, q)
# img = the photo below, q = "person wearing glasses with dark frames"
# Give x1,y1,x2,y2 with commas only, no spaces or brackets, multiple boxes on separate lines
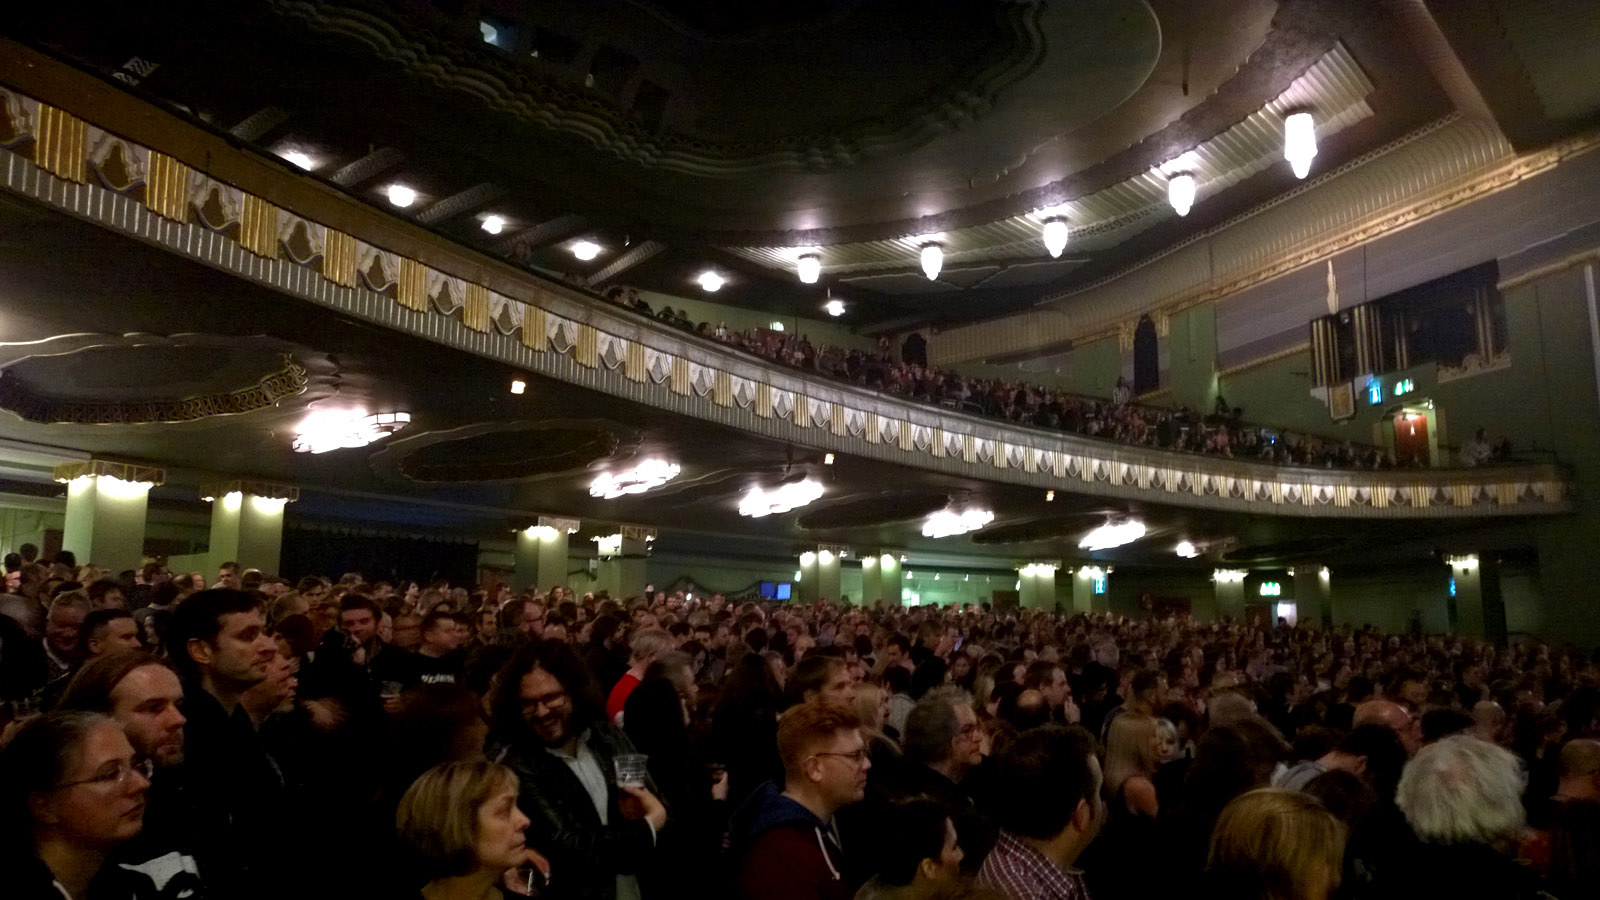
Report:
731,701,870,900
0,710,159,900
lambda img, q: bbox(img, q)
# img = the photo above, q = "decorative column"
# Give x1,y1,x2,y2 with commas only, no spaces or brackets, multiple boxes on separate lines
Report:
798,545,844,604
56,461,163,576
866,551,903,607
1212,569,1248,621
1018,562,1059,610
514,516,577,593
1293,565,1333,629
1450,554,1507,644
202,480,297,576
1068,566,1097,614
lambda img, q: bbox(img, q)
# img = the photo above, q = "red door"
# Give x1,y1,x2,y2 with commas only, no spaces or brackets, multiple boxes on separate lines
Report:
1393,413,1430,465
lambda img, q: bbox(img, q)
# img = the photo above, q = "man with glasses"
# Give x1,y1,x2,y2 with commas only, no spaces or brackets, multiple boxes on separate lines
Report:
490,640,668,900
732,702,870,900
875,687,996,873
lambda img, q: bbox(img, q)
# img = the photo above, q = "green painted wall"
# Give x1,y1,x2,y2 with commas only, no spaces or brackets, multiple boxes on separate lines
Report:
1165,305,1220,410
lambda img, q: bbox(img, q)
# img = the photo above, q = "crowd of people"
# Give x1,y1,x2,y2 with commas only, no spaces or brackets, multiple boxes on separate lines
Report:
3,547,1599,900
597,287,1434,471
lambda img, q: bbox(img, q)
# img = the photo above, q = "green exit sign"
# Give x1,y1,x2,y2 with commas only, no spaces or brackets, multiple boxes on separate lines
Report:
1394,378,1415,396
1259,581,1282,597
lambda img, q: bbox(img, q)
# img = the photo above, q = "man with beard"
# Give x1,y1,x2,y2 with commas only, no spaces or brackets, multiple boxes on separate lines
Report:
166,588,285,900
59,651,203,898
490,641,668,900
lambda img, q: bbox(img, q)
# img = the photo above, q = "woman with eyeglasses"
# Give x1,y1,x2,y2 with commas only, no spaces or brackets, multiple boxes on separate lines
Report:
0,711,152,899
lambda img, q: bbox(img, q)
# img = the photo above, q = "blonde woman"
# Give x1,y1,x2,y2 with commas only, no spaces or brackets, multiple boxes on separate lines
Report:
397,760,550,900
1205,788,1346,900
1103,713,1160,817
852,680,902,767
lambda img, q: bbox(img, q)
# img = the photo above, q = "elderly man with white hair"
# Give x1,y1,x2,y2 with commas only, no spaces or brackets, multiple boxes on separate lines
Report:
1388,735,1544,898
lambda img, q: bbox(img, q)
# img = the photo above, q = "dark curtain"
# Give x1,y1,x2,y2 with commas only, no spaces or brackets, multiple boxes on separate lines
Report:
279,527,479,585
1133,314,1160,395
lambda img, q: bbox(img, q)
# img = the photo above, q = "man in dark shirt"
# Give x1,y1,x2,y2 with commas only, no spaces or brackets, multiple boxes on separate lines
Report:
414,610,465,685
166,588,287,900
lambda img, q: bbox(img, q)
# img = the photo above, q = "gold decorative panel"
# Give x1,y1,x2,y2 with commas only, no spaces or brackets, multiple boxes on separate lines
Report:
574,325,598,367
143,151,189,221
670,358,689,394
323,229,358,287
396,258,428,311
713,371,731,406
460,283,489,332
34,104,85,183
521,307,546,350
238,194,279,258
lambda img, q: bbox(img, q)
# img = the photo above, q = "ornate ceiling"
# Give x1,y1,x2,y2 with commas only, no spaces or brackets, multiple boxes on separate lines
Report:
9,0,1595,331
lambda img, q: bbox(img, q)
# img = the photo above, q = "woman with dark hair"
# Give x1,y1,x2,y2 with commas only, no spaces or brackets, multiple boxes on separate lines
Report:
856,798,965,900
384,683,492,809
710,651,785,808
0,711,155,899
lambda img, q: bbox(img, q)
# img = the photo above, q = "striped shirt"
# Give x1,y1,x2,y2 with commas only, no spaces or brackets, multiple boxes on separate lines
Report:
976,830,1092,900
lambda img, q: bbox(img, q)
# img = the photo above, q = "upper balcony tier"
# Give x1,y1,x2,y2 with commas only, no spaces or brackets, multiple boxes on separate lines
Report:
0,57,1571,522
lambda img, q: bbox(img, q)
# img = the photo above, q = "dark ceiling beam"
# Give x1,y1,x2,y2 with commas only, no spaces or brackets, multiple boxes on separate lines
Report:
1419,0,1565,151
588,240,666,286
228,106,290,142
414,182,506,225
495,214,590,253
328,147,406,187
1387,0,1495,123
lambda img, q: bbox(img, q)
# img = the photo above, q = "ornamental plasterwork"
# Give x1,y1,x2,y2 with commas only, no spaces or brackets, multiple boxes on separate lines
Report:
0,81,1572,520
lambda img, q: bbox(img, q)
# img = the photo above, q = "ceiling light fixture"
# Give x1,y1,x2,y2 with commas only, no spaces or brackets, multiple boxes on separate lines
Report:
1167,173,1196,216
571,240,601,261
292,409,410,454
589,459,681,499
824,299,845,317
920,242,944,280
1078,519,1146,551
1045,490,1055,502
1212,569,1248,583
481,215,505,235
509,378,526,395
386,185,417,208
922,508,994,539
697,270,725,292
1284,111,1317,179
739,479,824,518
1175,540,1200,558
823,453,835,465
797,252,821,285
1041,217,1069,258
280,151,315,171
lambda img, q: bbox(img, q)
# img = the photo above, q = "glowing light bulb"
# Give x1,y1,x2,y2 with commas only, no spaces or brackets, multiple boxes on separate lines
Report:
571,240,601,261
1167,173,1196,216
1042,218,1069,258
797,253,821,284
1284,112,1317,180
481,215,505,234
387,185,416,208
698,271,725,292
920,243,943,280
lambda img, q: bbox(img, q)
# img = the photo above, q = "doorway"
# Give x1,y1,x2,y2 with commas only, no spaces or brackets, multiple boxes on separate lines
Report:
1392,411,1431,465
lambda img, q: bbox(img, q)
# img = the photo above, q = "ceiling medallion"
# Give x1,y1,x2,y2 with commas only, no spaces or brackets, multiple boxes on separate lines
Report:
922,507,994,539
589,459,681,499
740,478,824,518
292,409,410,454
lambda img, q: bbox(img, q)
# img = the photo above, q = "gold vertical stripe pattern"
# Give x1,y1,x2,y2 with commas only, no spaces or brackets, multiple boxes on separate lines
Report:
143,151,190,221
624,341,645,381
865,414,880,444
713,371,731,406
1451,485,1471,507
1083,457,1096,483
931,429,946,458
575,326,598,367
1495,483,1515,506
238,194,279,258
831,405,846,436
670,358,689,395
1374,487,1389,509
755,384,772,417
1302,483,1315,506
963,435,976,463
323,229,358,287
899,421,914,451
1410,485,1429,508
994,441,1007,468
396,258,429,311
34,104,86,183
521,307,547,350
792,395,808,427
462,284,491,333
1334,485,1349,507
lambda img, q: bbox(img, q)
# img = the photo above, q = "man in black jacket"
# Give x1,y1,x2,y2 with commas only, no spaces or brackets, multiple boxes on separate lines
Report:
490,641,668,900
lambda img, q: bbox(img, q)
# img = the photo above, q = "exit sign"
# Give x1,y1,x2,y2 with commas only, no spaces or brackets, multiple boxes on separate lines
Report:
1394,378,1415,396
1259,581,1282,597
1366,380,1383,405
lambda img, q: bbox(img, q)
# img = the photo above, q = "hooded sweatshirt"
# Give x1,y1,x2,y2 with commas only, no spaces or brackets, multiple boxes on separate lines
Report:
730,781,852,900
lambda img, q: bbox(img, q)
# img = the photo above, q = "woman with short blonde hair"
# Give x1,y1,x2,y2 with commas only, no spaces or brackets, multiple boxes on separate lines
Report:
1205,788,1346,900
1103,713,1161,816
397,760,546,899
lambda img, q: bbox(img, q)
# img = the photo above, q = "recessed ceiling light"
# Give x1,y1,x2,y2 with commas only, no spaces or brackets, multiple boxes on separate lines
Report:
571,240,601,261
824,299,845,317
387,185,417,208
481,215,505,235
797,252,821,284
509,378,526,395
280,151,315,171
698,271,725,292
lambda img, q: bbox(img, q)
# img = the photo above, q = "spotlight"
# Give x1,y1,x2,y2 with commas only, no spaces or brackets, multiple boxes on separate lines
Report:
920,243,943,280
1045,490,1055,502
823,453,835,465
1041,217,1069,258
386,185,417,208
1167,173,1196,216
824,299,845,317
510,378,526,395
797,253,821,284
481,215,505,235
571,240,601,261
697,271,725,292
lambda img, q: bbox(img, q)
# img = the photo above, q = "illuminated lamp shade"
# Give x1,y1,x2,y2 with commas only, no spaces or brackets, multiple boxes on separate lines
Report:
509,378,526,395
1284,112,1317,179
739,479,824,518
588,459,681,500
1041,217,1069,258
1078,520,1146,551
1167,173,1196,216
919,243,943,280
481,215,505,235
797,253,821,285
922,508,994,539
697,271,725,292
291,409,410,454
823,299,845,317
386,185,417,208
1175,540,1200,559
571,240,601,261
